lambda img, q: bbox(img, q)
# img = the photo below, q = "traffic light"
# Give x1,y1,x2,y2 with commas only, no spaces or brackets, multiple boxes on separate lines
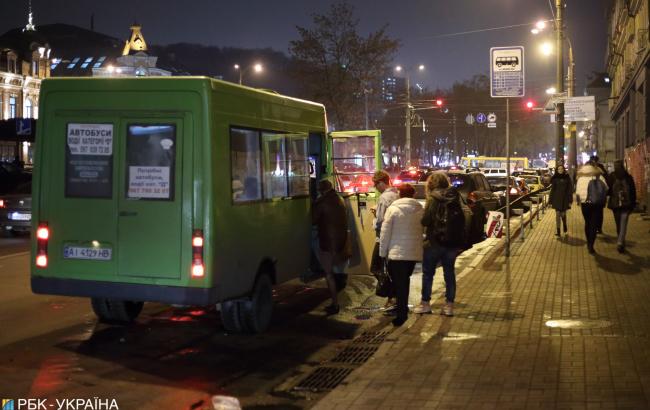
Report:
435,99,444,107
525,100,535,110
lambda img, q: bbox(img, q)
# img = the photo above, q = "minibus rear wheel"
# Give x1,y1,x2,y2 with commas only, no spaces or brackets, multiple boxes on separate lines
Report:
241,274,273,333
220,300,244,333
91,298,144,324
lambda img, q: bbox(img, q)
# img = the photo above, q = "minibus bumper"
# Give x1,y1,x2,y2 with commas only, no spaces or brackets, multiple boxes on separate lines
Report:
31,276,219,306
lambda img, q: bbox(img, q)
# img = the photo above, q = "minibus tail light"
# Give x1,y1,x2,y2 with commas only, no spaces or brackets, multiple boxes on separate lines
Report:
36,222,49,268
0,199,4,208
191,229,204,278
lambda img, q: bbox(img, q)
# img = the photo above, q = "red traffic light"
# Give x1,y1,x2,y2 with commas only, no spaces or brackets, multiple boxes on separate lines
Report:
435,99,443,106
525,100,535,110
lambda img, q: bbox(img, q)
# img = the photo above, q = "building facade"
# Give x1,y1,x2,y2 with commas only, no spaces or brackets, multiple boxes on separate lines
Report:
606,0,650,210
0,12,50,163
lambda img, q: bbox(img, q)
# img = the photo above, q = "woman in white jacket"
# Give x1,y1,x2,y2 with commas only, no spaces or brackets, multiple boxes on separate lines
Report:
379,183,424,326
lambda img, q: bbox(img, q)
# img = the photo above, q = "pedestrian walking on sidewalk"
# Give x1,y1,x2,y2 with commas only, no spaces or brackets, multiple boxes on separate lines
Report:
370,170,400,312
415,172,468,317
379,183,423,327
312,179,349,315
590,156,608,234
607,160,637,253
576,163,608,254
549,165,573,237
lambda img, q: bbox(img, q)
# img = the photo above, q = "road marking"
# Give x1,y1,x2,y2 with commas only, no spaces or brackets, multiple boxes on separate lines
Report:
0,251,30,260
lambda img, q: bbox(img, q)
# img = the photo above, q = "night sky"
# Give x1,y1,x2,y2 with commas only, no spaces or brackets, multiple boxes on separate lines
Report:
1,0,609,99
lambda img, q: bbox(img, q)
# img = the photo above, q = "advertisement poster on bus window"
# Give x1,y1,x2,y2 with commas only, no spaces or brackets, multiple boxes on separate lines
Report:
65,123,114,198
127,166,171,199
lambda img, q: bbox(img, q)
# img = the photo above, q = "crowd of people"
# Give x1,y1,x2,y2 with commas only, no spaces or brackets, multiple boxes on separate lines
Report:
314,156,638,326
551,155,637,254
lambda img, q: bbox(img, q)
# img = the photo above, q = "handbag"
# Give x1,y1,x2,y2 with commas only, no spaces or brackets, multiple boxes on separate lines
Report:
374,260,394,298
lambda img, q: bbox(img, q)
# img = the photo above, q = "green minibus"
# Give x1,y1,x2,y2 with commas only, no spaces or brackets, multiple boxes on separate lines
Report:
31,77,381,333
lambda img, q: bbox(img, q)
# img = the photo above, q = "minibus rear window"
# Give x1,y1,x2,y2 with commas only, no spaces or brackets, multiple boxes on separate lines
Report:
125,124,176,201
65,123,114,198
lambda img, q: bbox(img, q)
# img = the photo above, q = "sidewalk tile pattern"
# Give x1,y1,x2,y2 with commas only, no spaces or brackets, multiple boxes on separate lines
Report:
314,206,650,409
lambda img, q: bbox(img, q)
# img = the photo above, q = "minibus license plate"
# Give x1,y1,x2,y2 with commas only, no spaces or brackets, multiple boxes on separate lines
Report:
63,246,112,260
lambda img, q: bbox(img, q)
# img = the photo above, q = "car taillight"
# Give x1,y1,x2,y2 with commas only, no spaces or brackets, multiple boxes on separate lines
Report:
0,199,4,208
509,187,518,195
393,179,402,186
467,192,478,206
36,222,49,268
191,229,204,278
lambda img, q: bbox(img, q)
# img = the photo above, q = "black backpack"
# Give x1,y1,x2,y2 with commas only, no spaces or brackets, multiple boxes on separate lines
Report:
429,187,470,247
609,178,632,209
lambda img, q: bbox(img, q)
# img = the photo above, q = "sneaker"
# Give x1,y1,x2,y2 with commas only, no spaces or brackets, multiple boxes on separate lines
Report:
381,302,397,312
588,247,596,255
413,302,432,314
324,304,340,315
617,245,625,254
555,230,560,237
440,303,454,317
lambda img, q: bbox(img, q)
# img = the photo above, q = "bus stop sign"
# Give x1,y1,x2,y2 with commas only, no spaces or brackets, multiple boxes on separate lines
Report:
490,46,525,98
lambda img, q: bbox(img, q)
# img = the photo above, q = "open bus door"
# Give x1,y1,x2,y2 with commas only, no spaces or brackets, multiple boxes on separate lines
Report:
328,130,382,276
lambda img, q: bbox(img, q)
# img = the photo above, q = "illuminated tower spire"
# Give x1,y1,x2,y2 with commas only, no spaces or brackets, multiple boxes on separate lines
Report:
122,23,148,55
24,0,36,31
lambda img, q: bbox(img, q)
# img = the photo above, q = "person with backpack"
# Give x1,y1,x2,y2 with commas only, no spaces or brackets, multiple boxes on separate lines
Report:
607,160,636,253
370,170,400,312
414,172,470,317
590,156,608,234
378,183,423,327
549,164,573,237
575,163,609,254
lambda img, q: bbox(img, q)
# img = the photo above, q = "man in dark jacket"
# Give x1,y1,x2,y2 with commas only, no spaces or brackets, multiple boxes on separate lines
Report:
607,160,637,253
549,165,573,236
312,179,348,314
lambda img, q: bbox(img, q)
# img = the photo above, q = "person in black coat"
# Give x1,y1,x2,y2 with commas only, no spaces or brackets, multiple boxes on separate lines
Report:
607,160,637,253
549,164,573,236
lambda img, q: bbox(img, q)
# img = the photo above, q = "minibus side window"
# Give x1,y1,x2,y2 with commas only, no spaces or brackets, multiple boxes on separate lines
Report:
230,128,262,203
125,124,176,200
262,133,288,199
287,135,309,197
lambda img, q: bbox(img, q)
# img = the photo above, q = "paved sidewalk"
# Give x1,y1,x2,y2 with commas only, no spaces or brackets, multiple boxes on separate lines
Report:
313,205,650,409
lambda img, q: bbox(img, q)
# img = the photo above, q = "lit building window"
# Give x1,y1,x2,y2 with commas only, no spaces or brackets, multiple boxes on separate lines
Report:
80,57,93,69
25,100,33,118
93,56,107,68
67,57,80,69
8,55,17,73
32,60,39,76
9,96,17,118
50,58,61,70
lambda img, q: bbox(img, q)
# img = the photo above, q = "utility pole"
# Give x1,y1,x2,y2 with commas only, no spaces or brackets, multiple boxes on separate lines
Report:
567,44,577,170
453,113,458,163
555,0,565,166
405,75,412,166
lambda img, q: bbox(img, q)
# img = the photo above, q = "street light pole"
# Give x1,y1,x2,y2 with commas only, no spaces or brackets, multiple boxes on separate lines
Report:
555,0,565,166
405,75,412,166
566,43,577,170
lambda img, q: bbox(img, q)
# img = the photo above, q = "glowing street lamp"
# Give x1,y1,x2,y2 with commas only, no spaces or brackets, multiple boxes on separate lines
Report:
394,64,426,165
545,87,557,95
540,42,553,56
234,63,264,85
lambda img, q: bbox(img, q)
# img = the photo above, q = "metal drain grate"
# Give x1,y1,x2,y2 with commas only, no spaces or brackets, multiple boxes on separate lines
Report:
353,330,391,345
331,345,378,364
293,367,354,391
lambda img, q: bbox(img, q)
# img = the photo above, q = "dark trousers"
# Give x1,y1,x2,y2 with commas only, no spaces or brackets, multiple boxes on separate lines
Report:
595,205,605,232
387,260,416,322
581,204,599,250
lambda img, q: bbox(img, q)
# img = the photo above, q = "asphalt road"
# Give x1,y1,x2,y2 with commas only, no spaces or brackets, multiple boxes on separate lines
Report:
0,235,491,410
0,237,391,410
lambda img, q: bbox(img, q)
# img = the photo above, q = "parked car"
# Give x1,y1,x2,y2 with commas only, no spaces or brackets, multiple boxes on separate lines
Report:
486,175,530,209
482,168,508,176
446,172,500,211
0,181,32,235
518,174,544,192
394,168,431,185
0,162,31,195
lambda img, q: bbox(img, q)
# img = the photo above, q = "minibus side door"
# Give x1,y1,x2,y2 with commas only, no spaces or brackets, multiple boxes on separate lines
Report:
117,120,185,280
